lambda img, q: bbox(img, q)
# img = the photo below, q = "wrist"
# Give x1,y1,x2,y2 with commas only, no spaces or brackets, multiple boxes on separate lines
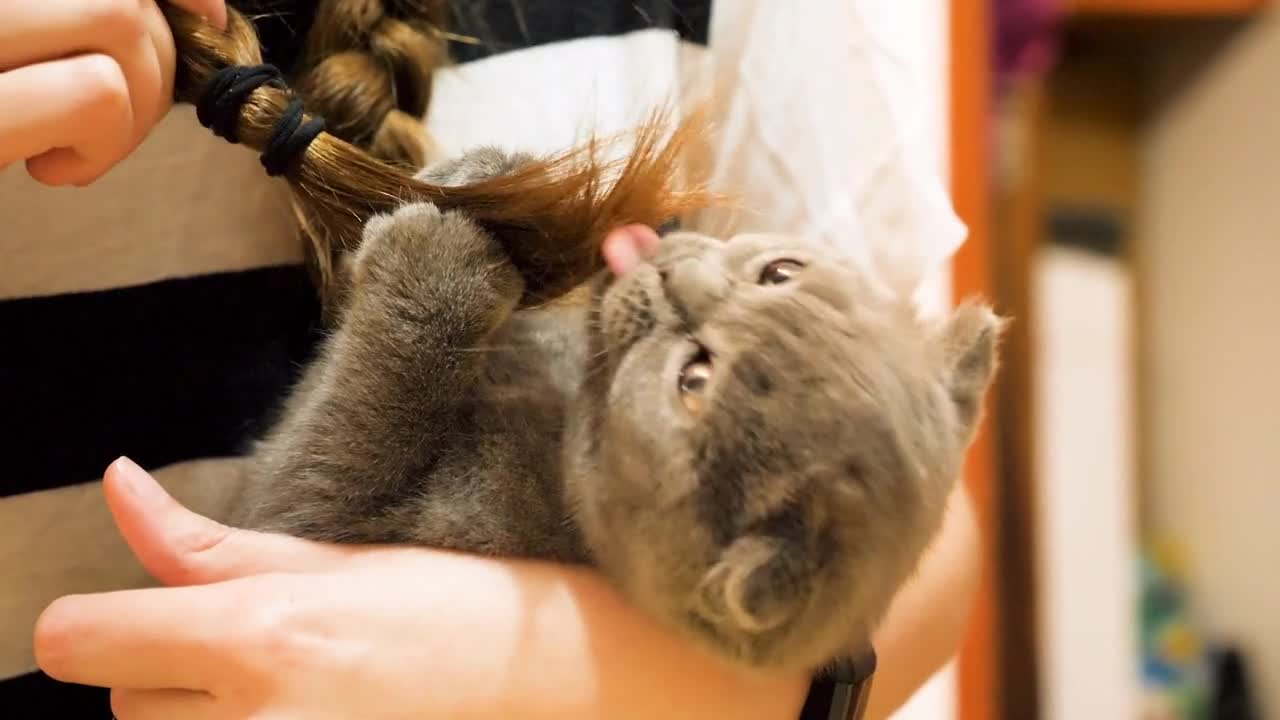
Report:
451,554,809,720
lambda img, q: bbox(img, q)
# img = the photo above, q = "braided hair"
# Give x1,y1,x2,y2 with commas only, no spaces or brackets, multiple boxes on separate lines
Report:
292,0,448,168
166,3,715,306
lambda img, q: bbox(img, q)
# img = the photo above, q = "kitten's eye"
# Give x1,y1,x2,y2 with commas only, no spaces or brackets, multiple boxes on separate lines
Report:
759,259,805,285
678,351,714,414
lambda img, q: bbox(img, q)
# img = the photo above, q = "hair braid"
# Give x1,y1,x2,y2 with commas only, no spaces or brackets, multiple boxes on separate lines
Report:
164,6,719,310
290,0,449,168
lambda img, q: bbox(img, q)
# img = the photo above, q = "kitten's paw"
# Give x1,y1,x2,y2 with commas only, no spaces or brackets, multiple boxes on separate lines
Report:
352,201,447,288
353,201,524,307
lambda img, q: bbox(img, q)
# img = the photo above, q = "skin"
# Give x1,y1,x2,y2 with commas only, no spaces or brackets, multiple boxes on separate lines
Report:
0,0,227,186
35,227,982,720
36,457,977,720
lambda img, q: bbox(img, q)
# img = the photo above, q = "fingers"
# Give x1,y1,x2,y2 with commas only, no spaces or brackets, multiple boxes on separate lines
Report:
112,689,224,720
603,224,662,276
0,1,134,68
0,0,172,185
165,0,227,30
104,457,358,586
0,55,133,178
34,584,241,690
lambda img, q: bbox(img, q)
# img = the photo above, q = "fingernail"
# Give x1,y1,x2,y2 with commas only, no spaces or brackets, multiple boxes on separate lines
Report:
111,456,147,495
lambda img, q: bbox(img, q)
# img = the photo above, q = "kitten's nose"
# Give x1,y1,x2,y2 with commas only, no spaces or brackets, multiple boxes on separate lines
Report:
662,256,729,323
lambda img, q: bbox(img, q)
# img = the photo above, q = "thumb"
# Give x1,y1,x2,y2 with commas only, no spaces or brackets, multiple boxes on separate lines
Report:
103,456,357,585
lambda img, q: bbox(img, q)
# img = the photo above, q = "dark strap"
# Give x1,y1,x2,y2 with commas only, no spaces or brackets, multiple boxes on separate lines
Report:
800,648,878,720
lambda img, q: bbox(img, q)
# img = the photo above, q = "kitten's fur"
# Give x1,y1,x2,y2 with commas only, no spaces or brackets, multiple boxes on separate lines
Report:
235,149,1002,673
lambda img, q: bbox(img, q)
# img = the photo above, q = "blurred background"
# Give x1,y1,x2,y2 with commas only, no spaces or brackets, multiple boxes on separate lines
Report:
940,0,1278,718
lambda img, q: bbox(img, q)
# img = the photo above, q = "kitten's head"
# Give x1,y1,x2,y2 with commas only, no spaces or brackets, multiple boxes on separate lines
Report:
563,231,1001,672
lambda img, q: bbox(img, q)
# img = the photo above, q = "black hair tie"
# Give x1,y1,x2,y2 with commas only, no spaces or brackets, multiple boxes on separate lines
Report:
261,98,326,177
196,64,283,142
196,64,326,177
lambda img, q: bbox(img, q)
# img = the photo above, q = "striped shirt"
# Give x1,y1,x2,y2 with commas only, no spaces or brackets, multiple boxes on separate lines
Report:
0,2,960,715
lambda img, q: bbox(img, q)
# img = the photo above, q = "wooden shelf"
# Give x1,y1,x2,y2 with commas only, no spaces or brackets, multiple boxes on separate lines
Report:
1068,0,1267,16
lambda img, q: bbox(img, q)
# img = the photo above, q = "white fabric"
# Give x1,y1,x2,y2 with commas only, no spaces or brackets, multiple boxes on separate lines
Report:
428,30,685,158
689,0,965,304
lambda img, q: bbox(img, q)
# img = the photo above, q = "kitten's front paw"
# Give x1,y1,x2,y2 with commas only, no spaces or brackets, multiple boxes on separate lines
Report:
352,201,524,307
352,202,446,289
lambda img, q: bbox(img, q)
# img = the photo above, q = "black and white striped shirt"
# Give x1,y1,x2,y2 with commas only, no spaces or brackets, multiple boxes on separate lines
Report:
0,2,960,715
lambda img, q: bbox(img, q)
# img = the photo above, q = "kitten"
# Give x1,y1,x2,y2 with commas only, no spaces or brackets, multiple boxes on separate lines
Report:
234,149,1002,673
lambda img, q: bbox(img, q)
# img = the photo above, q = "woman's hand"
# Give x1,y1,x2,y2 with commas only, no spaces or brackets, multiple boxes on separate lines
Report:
0,0,227,186
34,457,808,720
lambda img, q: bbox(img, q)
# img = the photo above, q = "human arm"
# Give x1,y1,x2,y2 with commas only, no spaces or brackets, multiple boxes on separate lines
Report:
36,462,977,720
865,481,982,719
36,457,811,720
0,0,227,186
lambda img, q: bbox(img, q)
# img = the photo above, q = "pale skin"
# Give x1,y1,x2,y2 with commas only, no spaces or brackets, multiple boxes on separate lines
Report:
0,0,227,185
7,3,982,716
35,455,978,720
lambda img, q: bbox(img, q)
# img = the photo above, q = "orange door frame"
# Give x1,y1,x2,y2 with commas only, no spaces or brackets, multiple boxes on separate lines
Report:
949,2,999,719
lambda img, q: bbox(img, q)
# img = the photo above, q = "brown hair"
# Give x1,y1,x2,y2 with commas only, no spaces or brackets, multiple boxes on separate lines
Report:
291,0,449,168
164,5,717,305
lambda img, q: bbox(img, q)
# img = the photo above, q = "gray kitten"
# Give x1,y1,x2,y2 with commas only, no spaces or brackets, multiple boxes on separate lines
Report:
235,149,1002,673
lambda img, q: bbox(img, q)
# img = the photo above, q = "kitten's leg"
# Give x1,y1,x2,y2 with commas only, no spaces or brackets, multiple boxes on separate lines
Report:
238,203,525,541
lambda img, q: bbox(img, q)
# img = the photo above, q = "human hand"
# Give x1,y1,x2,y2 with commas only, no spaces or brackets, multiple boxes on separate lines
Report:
35,457,806,720
0,0,228,186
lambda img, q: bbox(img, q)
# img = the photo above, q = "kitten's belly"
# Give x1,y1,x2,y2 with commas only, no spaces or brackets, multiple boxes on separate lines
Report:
483,305,587,396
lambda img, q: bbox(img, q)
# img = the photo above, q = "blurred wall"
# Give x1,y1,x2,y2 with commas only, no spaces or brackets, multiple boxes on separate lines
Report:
1141,10,1280,716
1034,245,1140,720
1018,49,1144,720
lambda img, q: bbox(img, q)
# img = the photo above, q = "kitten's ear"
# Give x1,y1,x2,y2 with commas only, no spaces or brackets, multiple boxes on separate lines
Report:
939,300,1005,436
694,536,805,635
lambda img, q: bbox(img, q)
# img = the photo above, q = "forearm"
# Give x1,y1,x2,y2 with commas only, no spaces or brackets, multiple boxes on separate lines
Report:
437,553,810,720
456,482,978,720
864,482,982,719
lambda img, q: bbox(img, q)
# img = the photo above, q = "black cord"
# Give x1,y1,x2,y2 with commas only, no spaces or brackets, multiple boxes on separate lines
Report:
261,98,326,177
196,65,284,142
196,64,326,177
